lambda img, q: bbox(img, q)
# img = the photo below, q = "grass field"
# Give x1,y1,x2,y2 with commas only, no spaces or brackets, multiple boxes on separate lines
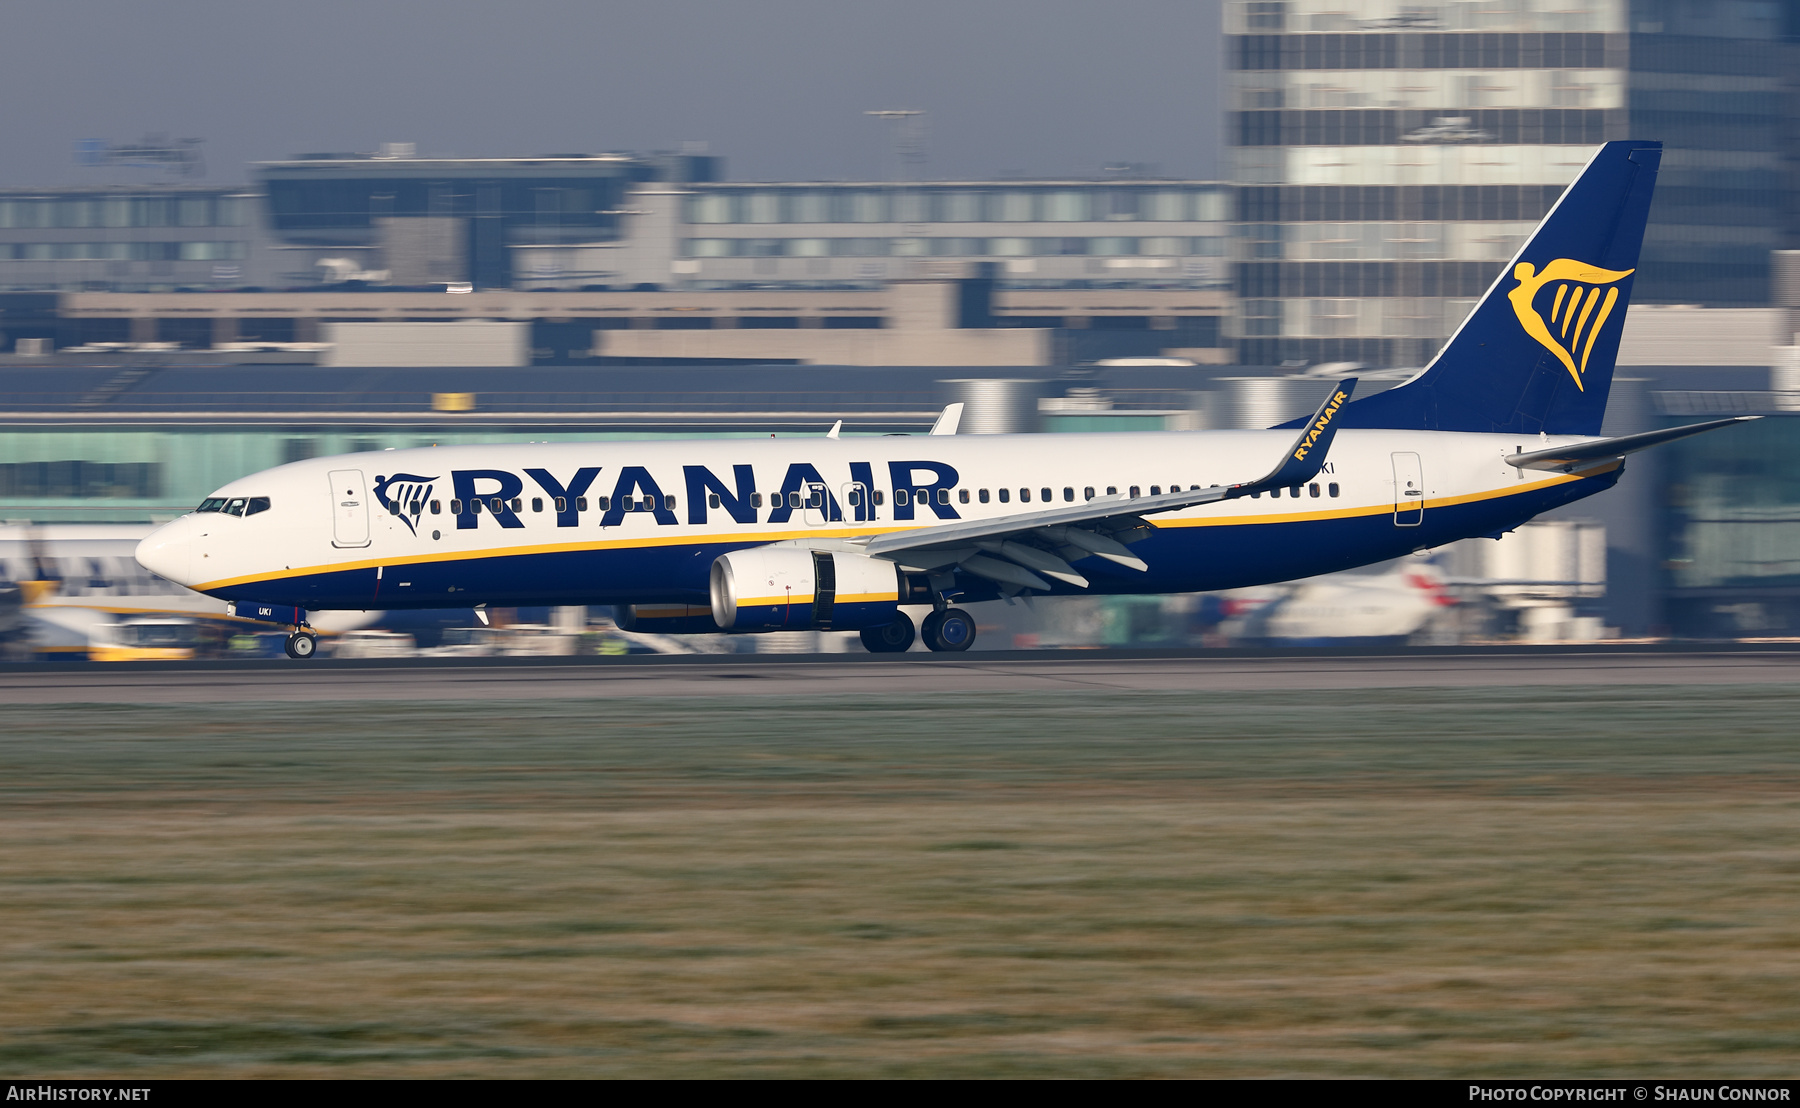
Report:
2,686,1798,1077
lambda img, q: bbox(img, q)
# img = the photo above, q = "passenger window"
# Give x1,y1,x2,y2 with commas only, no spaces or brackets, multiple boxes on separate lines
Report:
751,492,763,508
450,499,463,514
470,500,482,514
958,489,970,504
388,501,402,516
1019,488,1031,503
1289,486,1301,498
665,495,677,511
788,491,801,509
978,489,990,503
847,489,862,507
1149,486,1161,496
1084,486,1094,500
246,496,271,517
915,488,929,506
532,497,544,513
430,500,441,515
510,498,522,513
873,490,884,505
936,489,949,505
1129,486,1140,498
1040,487,1051,502
598,496,611,510
555,497,567,513
1328,483,1340,498
896,489,910,506
998,488,1010,503
709,493,721,509
576,497,587,512
1106,486,1117,496
1063,487,1074,502
1309,483,1320,498
1251,490,1261,499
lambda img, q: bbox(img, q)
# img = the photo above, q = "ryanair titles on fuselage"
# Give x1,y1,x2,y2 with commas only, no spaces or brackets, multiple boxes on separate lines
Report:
382,459,967,532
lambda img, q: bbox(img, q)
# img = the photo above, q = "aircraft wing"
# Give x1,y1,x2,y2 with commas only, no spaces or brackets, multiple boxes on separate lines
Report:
1505,416,1757,473
858,380,1356,589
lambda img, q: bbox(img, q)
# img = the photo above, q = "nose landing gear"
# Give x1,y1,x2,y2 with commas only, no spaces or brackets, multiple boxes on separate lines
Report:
284,628,318,659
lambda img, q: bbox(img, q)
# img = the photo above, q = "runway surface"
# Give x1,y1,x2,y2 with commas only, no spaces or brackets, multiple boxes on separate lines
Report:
4,647,1798,704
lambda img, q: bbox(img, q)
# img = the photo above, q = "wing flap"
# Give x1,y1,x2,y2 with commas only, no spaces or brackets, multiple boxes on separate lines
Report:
862,378,1358,561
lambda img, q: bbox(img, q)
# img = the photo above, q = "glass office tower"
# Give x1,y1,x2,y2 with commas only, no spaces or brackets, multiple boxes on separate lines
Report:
1225,0,1789,368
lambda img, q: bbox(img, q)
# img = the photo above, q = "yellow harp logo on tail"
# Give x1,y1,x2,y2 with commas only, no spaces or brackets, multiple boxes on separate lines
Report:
1507,259,1633,391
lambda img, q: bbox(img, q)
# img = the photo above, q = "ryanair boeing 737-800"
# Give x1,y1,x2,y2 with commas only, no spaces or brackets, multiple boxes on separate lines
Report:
135,140,1753,659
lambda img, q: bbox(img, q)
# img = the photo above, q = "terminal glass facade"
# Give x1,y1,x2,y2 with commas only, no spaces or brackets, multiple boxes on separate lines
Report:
0,189,261,293
673,183,1232,290
1664,413,1800,636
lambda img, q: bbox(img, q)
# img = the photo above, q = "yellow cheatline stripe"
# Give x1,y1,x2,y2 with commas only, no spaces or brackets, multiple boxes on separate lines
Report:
193,522,901,590
730,591,897,606
192,474,1596,592
1160,471,1586,529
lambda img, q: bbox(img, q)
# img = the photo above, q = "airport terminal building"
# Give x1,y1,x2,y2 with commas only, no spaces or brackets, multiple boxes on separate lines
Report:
1225,0,1796,367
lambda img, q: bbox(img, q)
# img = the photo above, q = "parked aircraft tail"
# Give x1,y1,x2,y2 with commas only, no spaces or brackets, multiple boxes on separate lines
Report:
1318,140,1662,436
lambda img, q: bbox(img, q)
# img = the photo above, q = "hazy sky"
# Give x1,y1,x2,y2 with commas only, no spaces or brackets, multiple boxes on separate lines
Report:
0,0,1224,187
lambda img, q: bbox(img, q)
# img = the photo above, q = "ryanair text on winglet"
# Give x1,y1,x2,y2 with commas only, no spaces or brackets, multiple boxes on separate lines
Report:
1292,390,1349,462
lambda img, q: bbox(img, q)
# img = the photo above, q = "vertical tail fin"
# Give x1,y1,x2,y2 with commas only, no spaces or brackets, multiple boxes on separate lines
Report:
1332,140,1662,435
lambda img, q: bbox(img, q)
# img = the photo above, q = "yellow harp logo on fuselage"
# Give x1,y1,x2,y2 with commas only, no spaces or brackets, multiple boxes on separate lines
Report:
1507,258,1634,391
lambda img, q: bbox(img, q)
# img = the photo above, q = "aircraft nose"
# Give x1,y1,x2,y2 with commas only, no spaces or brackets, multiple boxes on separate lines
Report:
135,516,196,586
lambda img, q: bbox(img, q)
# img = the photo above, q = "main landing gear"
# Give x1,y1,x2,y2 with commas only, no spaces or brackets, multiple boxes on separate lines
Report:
857,609,975,653
859,572,978,654
859,620,915,653
921,608,976,653
284,629,318,659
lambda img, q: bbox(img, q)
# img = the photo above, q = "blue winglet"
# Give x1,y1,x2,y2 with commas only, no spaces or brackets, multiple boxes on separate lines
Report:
1231,379,1356,498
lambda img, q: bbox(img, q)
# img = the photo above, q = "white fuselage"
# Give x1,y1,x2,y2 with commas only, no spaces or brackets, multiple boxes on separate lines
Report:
134,428,1611,612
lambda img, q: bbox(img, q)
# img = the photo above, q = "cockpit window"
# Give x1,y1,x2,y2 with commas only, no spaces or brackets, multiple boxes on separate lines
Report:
197,495,270,516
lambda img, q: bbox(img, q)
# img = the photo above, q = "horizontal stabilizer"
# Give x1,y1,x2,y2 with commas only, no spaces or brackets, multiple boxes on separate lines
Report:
1506,416,1757,472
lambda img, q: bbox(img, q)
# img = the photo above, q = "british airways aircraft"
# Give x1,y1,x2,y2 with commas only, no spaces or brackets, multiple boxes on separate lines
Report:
137,140,1752,659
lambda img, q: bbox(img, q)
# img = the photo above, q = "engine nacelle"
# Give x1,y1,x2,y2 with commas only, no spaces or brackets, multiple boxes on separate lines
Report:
614,604,723,634
710,547,902,632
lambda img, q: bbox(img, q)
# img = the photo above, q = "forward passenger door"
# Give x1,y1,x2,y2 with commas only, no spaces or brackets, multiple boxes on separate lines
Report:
329,469,371,548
